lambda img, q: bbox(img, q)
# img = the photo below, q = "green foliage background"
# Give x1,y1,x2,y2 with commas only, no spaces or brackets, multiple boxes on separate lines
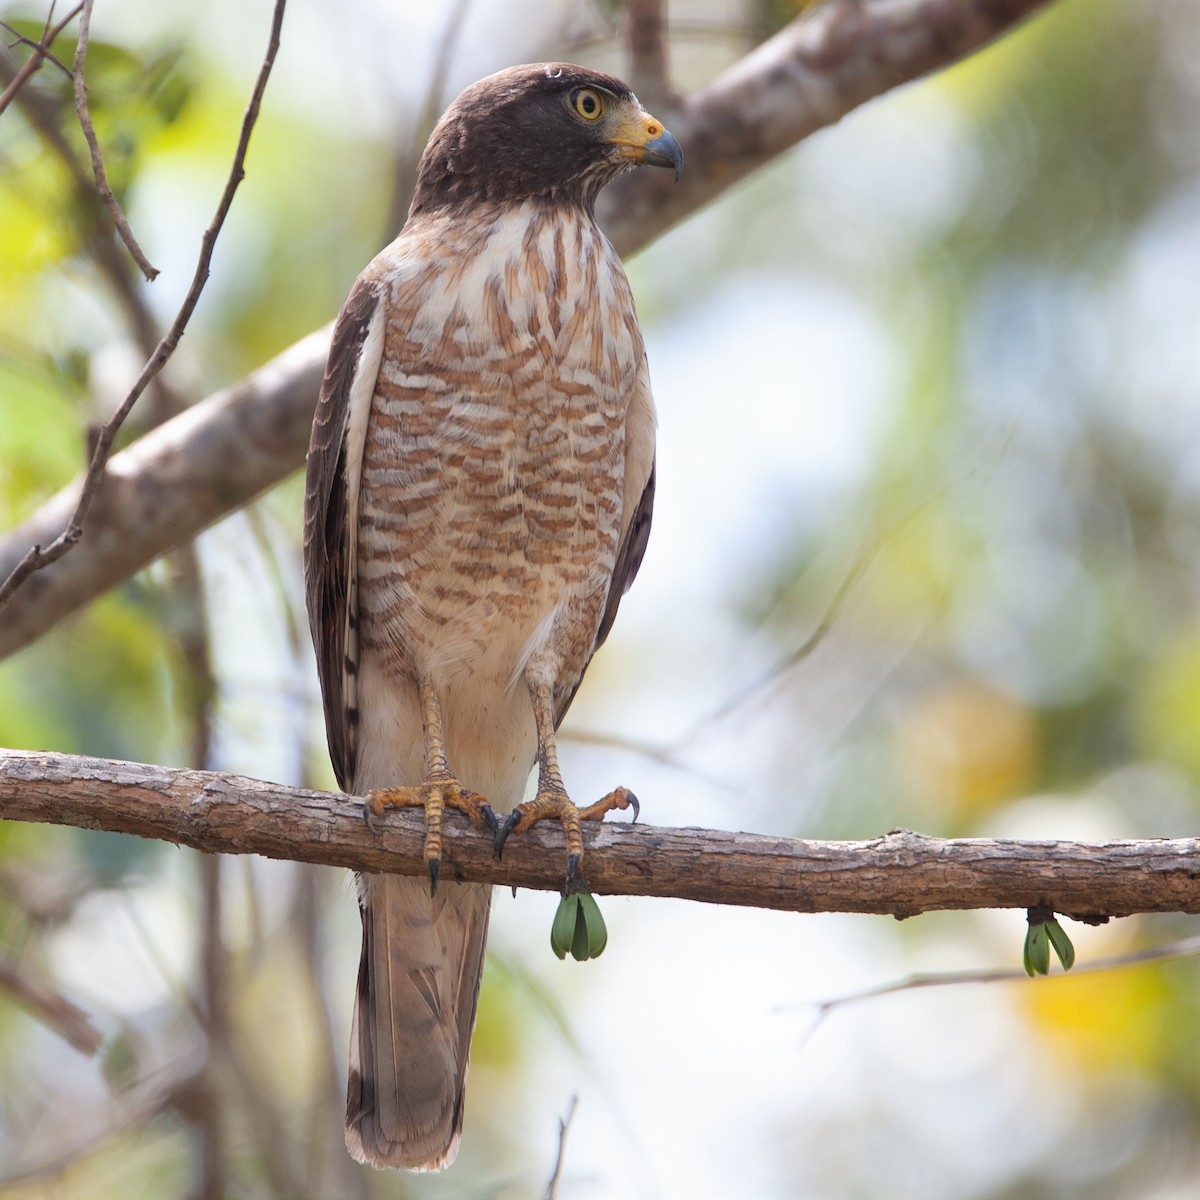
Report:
2,0,1200,1196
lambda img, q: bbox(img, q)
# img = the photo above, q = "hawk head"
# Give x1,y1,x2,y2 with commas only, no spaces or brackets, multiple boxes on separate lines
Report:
410,63,684,216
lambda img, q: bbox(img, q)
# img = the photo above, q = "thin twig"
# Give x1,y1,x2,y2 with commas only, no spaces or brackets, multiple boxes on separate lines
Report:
0,0,288,613
558,725,733,786
0,1044,206,1187
0,12,72,80
196,856,227,1200
793,935,1200,1042
670,420,1017,750
0,48,177,412
0,950,103,1054
543,1093,579,1200
0,0,82,117
70,0,159,280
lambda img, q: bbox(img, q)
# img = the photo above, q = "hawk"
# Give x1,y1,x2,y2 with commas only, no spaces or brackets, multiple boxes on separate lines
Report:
303,62,682,1171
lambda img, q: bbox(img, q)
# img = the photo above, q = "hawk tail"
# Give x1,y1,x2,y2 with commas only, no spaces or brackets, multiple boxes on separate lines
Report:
345,873,492,1170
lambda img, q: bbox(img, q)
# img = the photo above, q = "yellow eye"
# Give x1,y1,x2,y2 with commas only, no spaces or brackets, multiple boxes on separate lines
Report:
571,88,604,120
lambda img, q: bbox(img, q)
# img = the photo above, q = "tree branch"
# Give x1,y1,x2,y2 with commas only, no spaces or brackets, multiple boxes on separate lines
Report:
71,0,159,280
2,749,1198,921
0,0,287,613
595,0,1055,243
0,949,103,1054
0,330,326,660
0,1,83,117
0,0,1058,658
624,0,671,104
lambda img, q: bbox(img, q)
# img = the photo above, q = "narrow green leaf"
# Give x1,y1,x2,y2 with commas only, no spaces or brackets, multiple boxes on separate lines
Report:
1024,922,1050,976
1045,918,1076,971
577,892,608,959
551,894,578,960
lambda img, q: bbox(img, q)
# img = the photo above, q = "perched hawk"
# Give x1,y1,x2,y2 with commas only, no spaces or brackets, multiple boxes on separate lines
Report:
303,63,682,1171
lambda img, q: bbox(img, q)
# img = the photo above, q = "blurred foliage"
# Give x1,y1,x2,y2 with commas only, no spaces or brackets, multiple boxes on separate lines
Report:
1,0,1200,1196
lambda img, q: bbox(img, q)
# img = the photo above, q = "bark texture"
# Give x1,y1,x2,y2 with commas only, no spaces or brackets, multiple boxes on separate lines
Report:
2,750,1196,920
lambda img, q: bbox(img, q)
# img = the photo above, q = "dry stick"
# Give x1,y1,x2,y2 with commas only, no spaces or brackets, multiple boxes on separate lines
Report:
543,1093,580,1200
0,48,178,415
71,0,159,280
794,935,1200,1046
0,949,103,1054
0,0,83,116
0,0,287,614
6,749,1200,920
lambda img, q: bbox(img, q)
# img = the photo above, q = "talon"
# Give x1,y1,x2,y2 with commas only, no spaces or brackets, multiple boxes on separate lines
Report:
628,791,640,823
481,804,500,837
566,852,580,884
495,811,521,858
362,796,382,834
428,857,441,897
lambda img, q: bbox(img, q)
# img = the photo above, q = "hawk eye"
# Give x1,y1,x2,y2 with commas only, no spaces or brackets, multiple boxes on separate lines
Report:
571,88,604,120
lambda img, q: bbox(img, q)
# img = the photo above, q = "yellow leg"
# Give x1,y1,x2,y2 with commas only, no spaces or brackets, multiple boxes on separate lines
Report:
366,677,496,894
495,679,639,881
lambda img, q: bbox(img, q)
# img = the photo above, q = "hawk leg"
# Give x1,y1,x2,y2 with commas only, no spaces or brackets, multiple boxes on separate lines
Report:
366,676,497,895
496,679,639,881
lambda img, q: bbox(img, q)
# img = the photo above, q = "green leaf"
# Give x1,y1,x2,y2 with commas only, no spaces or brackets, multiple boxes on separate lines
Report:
1024,921,1050,976
1045,918,1076,971
577,892,608,959
550,894,579,960
549,891,609,961
570,900,591,961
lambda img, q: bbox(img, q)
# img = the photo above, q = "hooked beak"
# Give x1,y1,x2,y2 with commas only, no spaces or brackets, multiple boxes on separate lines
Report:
607,110,684,182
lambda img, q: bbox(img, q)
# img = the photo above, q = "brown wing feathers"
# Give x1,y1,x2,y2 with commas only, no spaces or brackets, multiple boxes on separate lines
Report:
303,278,381,791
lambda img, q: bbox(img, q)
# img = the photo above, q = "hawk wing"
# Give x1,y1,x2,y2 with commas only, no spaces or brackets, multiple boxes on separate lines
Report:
554,363,657,726
303,276,387,792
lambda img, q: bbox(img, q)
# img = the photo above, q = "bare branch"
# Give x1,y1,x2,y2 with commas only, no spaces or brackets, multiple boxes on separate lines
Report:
0,46,180,419
0,0,287,614
0,329,325,659
70,0,160,280
3,749,1200,921
625,0,671,103
0,0,1059,657
0,949,103,1054
0,1,82,117
596,0,1056,253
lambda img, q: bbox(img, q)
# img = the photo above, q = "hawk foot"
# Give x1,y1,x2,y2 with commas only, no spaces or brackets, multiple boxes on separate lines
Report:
495,785,639,882
366,776,497,896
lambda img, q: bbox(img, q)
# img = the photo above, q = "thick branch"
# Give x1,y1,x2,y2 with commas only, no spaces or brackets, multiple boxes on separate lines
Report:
2,750,1198,920
597,0,1055,244
0,330,326,659
0,0,1057,657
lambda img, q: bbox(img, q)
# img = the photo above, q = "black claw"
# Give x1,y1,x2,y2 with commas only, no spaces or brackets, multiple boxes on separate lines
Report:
627,791,640,824
566,852,580,884
363,802,380,834
495,811,520,859
428,857,440,898
481,804,500,836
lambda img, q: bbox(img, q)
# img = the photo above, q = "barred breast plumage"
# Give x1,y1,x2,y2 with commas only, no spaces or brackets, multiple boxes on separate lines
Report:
356,202,646,753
